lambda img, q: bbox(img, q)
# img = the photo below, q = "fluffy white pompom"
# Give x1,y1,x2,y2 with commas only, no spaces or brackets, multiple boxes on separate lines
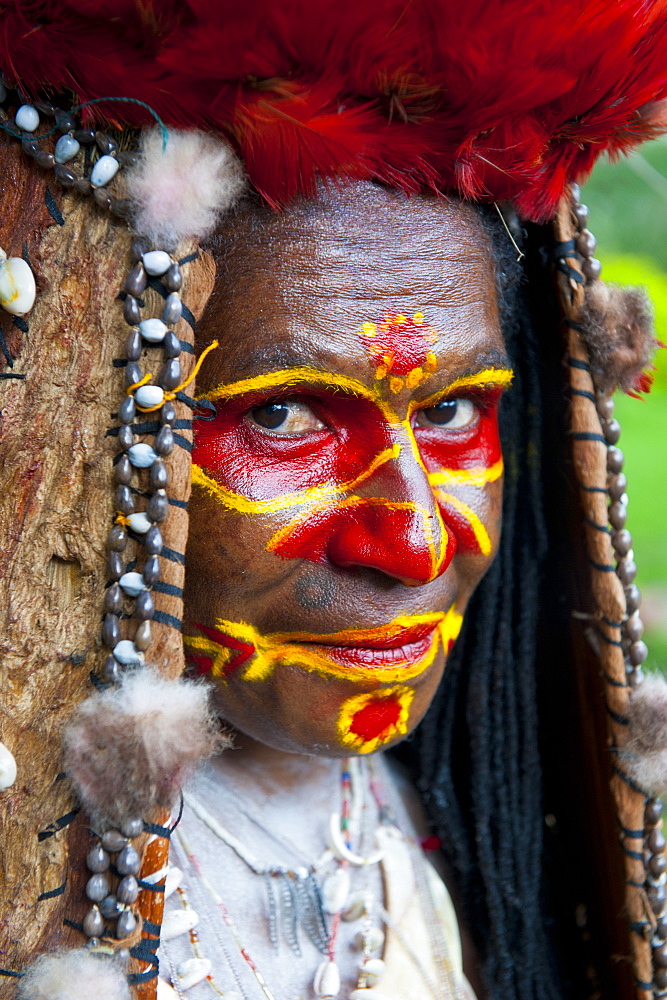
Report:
126,128,245,249
622,672,667,796
18,950,131,1000
63,668,223,827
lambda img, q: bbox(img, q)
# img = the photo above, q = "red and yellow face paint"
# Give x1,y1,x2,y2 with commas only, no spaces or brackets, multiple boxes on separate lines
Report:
192,310,512,586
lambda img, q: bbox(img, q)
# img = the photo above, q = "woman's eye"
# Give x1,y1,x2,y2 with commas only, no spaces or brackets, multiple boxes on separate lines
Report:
247,400,326,436
416,398,477,430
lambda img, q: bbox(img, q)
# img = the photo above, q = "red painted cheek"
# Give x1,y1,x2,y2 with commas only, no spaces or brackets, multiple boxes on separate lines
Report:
349,697,402,741
270,501,455,585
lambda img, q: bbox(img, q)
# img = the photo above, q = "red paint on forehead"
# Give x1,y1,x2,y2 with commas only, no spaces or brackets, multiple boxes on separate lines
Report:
361,313,437,376
349,697,402,741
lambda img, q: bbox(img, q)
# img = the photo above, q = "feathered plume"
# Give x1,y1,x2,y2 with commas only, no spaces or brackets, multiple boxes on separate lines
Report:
18,950,130,1000
0,0,666,220
579,281,659,396
126,128,245,249
62,668,224,827
621,673,667,797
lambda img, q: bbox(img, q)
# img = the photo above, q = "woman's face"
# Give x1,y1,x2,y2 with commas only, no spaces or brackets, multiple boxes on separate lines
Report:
185,186,510,756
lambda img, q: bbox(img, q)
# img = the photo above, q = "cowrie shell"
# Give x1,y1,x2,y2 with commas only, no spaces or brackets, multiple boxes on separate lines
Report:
0,251,36,316
161,907,199,941
313,959,340,998
174,958,211,990
0,741,17,789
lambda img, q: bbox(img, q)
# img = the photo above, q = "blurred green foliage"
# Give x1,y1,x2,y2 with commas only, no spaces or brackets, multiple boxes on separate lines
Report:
582,146,667,667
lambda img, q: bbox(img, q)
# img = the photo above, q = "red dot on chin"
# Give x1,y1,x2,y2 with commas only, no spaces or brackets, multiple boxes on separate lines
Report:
349,697,402,741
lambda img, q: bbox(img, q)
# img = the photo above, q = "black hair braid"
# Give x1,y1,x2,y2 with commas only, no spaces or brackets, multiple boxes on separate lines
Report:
403,210,563,1000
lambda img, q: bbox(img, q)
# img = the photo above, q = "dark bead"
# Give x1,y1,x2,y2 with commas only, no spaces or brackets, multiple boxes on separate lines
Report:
108,524,127,551
116,150,142,168
116,485,135,515
162,331,182,359
117,845,141,876
123,295,141,326
570,183,581,203
155,425,174,456
646,799,663,825
125,328,142,362
144,525,163,555
54,163,76,186
651,854,667,877
116,909,137,939
117,875,139,904
34,149,55,169
627,666,644,687
118,395,136,425
162,292,182,326
158,358,181,390
35,101,56,116
86,844,110,873
115,454,132,485
121,817,143,839
118,424,134,451
83,906,105,938
575,203,589,228
648,884,667,914
609,502,627,530
73,128,96,144
104,583,123,614
657,916,667,940
143,555,161,585
101,829,128,852
160,401,176,426
95,131,117,155
74,178,92,196
625,612,644,642
576,229,597,258
21,138,40,156
149,460,169,490
612,528,632,556
649,829,667,854
131,237,150,262
630,640,649,666
125,362,142,388
147,491,168,522
134,620,152,651
655,967,667,989
655,947,667,971
93,187,112,209
582,257,602,281
125,262,147,297
103,655,122,684
617,558,637,586
597,395,614,421
99,894,123,919
607,446,624,473
164,262,183,291
603,418,621,444
608,473,627,501
56,115,76,134
108,551,125,580
110,198,133,219
102,613,121,648
86,872,110,902
136,589,155,620
625,584,642,613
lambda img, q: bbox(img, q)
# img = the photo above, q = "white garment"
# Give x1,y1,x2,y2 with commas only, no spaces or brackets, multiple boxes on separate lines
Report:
158,753,476,1000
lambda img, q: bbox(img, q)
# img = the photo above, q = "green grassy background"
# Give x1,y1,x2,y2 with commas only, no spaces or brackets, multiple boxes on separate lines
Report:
582,142,667,667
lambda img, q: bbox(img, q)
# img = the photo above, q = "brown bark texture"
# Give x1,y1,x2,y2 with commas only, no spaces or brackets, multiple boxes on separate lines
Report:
0,140,215,999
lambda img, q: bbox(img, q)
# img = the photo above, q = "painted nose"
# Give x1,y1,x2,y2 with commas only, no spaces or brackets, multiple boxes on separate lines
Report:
325,497,455,585
268,460,455,585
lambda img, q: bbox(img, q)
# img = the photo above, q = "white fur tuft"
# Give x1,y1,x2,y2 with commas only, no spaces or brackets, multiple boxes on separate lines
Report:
63,668,223,827
18,949,131,1000
126,128,246,249
621,672,667,796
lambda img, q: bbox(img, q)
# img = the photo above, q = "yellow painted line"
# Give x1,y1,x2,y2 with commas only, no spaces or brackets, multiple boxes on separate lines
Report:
428,458,504,488
434,490,493,556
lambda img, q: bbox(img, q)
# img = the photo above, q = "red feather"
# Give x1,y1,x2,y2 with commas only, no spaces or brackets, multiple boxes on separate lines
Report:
1,0,666,219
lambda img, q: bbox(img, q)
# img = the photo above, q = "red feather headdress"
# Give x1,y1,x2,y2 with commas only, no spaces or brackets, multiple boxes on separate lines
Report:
1,0,666,220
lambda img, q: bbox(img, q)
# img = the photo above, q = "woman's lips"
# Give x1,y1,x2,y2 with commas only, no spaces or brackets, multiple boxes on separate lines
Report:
300,621,439,668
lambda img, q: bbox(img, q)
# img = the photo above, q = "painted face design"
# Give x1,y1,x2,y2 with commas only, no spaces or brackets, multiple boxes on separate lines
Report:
187,309,511,753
